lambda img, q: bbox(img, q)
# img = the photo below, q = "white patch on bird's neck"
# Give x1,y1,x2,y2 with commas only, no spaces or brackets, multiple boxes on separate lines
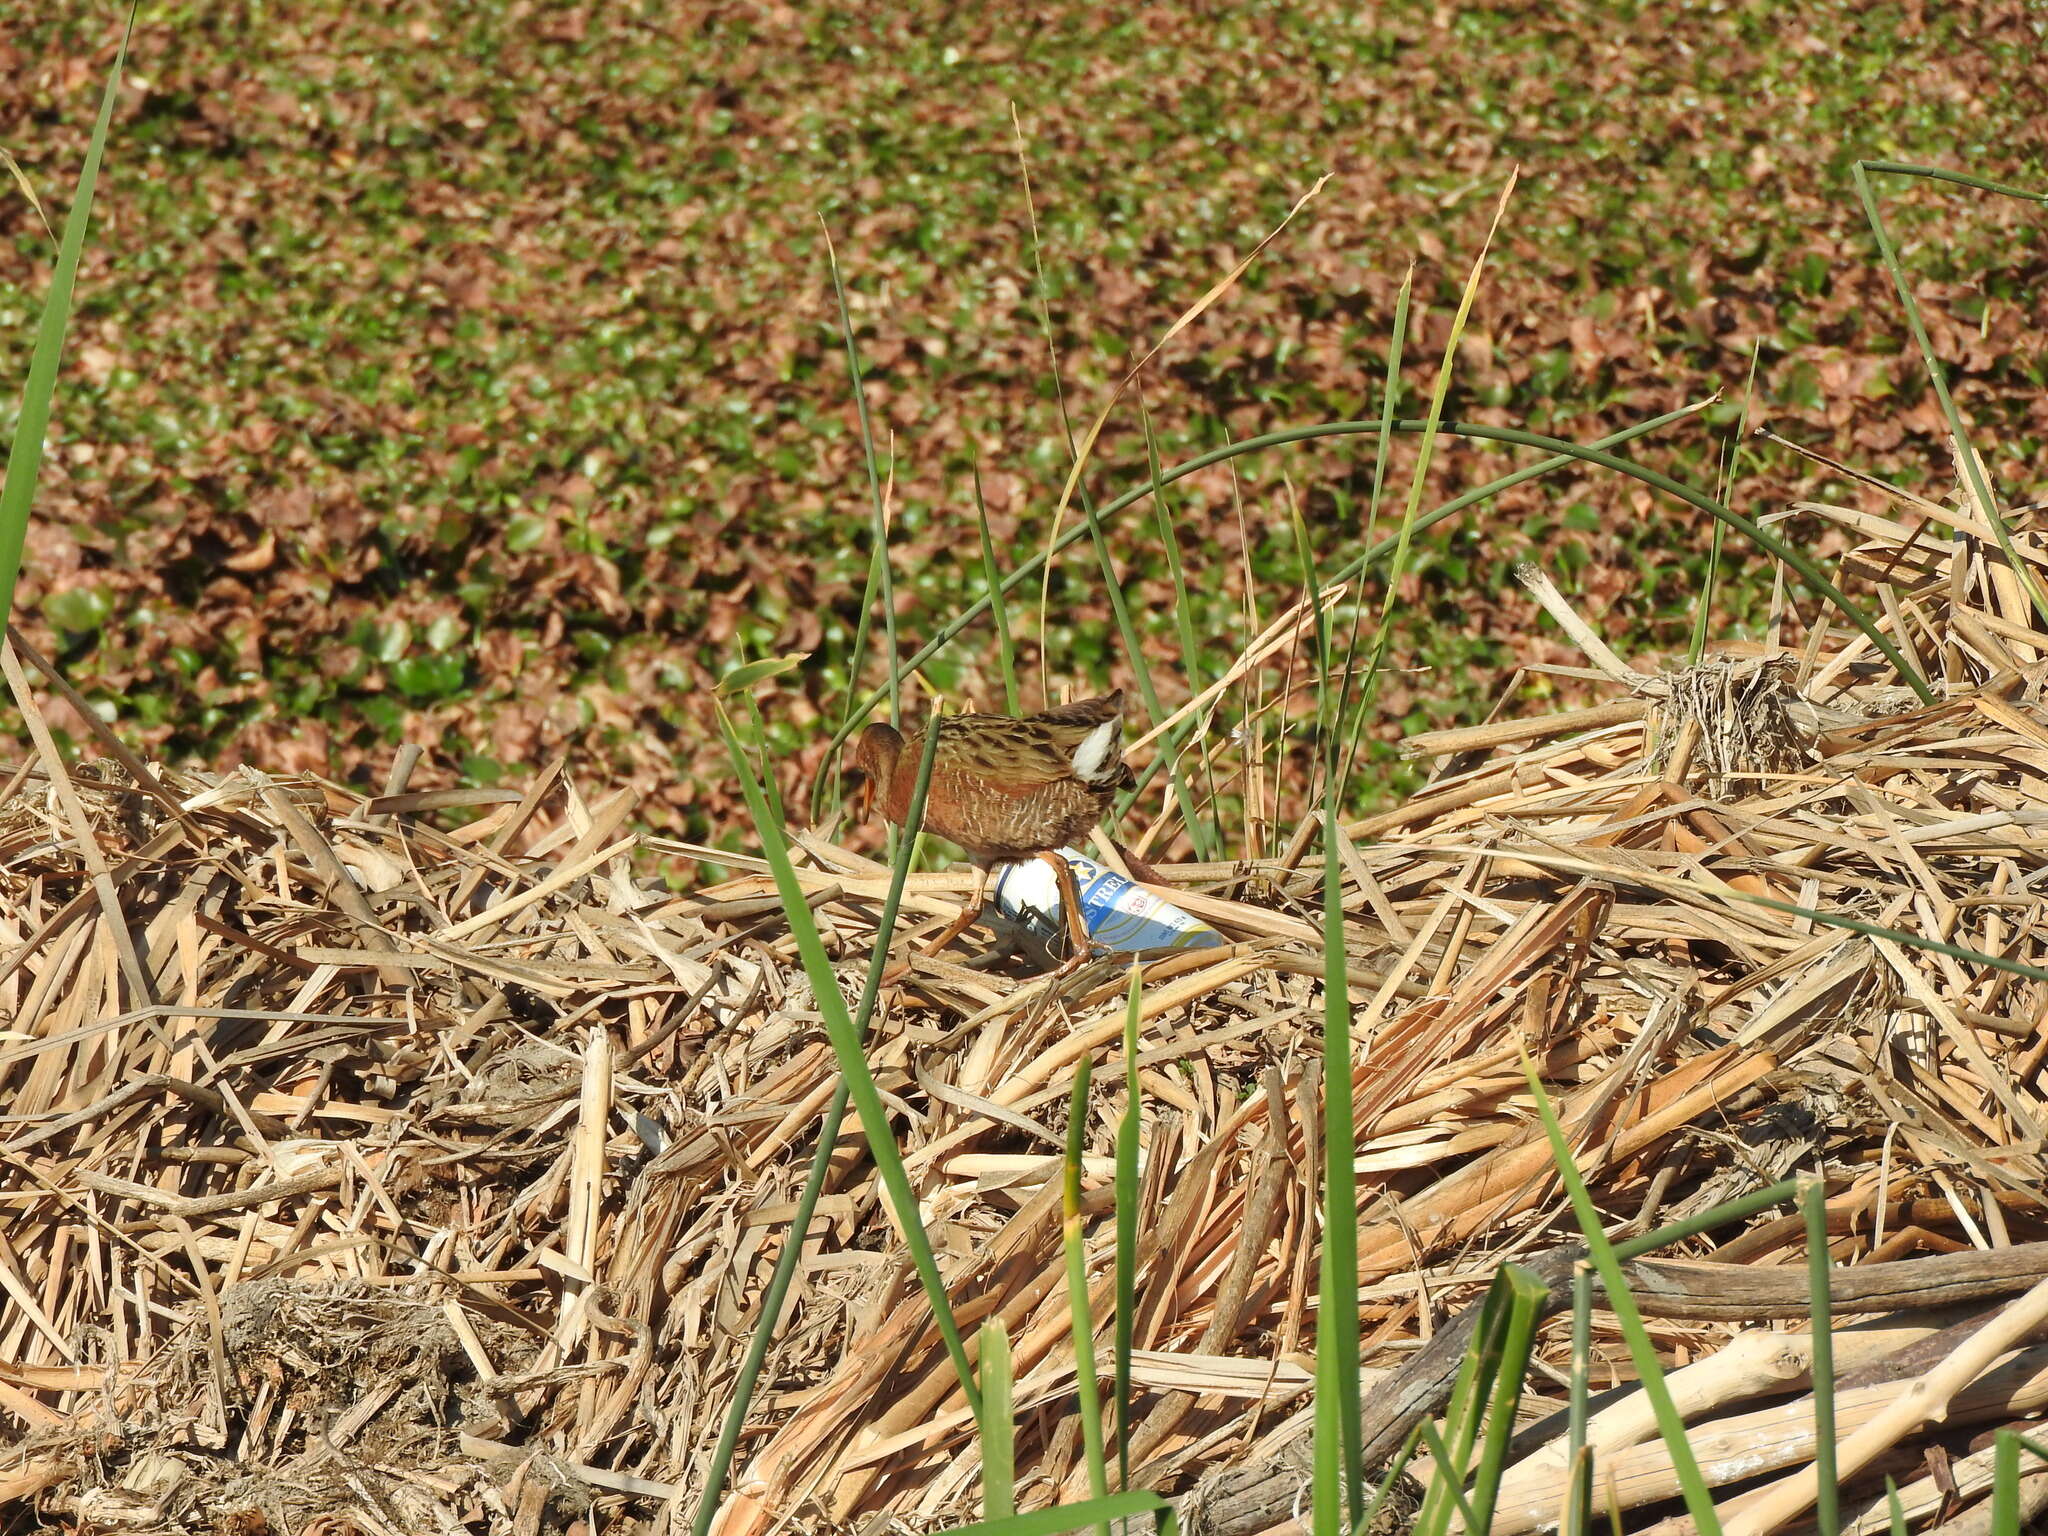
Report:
1070,716,1119,782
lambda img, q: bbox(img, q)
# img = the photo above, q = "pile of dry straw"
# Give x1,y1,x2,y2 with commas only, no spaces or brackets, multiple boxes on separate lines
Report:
3,461,2048,1535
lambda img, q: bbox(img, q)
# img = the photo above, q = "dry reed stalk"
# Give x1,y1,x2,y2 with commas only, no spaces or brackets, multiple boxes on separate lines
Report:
8,454,2048,1536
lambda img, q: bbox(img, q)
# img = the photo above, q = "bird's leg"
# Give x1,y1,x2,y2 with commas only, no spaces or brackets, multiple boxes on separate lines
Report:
1041,850,1096,976
919,864,991,957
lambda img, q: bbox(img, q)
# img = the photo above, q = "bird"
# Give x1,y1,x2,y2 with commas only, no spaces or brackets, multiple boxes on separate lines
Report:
842,690,1135,970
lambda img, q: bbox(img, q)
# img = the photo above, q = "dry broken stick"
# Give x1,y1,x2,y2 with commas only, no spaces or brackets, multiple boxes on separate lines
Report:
1113,1068,1297,1496
1400,698,1652,760
1722,1272,2048,1536
2,640,159,1010
1514,560,1643,685
1171,1239,2048,1535
1493,1298,2048,1536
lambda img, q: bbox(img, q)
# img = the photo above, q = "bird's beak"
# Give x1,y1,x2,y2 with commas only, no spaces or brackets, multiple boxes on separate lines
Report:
845,773,875,824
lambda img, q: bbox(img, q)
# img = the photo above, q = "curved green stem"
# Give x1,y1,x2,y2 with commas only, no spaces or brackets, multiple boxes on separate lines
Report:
810,404,1685,818
1396,419,1926,698
813,404,1925,815
1853,158,2048,633
1854,160,2048,204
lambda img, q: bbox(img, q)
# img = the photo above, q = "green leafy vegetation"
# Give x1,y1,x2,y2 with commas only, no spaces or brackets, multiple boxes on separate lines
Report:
3,2,2043,858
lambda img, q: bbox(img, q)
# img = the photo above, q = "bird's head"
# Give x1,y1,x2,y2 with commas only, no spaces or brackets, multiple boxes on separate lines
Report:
841,721,904,825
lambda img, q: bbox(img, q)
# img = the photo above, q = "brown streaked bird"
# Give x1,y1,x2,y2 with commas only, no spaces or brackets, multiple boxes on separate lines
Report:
843,691,1135,968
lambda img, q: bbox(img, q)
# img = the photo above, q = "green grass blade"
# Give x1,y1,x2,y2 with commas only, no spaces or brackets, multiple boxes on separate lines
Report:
691,695,958,1536
1034,372,1204,857
1008,119,1209,861
1290,503,1327,815
1613,1178,1803,1262
1024,172,1329,701
1465,1265,1551,1536
980,1320,1017,1522
1140,392,1203,703
1313,1303,1348,1536
1363,175,1517,693
1411,1268,1522,1536
1414,1421,1487,1536
821,222,901,738
1691,341,1760,666
0,8,135,627
1309,566,1363,1529
1519,1045,1724,1536
1689,507,1728,669
1115,712,1204,828
1012,104,1193,747
936,1489,1178,1536
719,653,811,695
1062,1053,1111,1532
1361,264,1412,558
1852,158,2048,632
1347,183,1505,822
817,394,1926,789
1336,264,1415,804
1884,1477,1908,1536
972,463,1021,716
1113,964,1143,1490
1138,391,1220,865
732,671,787,828
1073,464,1214,853
1992,1429,2021,1536
689,1085,846,1536
1324,1161,1788,1536
1353,1427,1424,1536
1803,1176,1838,1536
1076,476,1167,718
717,706,981,1421
1856,161,2048,200
1010,102,1073,708
1564,1262,1595,1536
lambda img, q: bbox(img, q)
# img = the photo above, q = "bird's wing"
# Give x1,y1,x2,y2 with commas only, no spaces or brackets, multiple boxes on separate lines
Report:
1029,692,1123,731
1027,692,1127,785
935,714,1093,786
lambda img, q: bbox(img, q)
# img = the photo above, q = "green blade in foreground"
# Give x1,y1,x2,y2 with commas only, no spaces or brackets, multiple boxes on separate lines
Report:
1521,1046,1724,1536
1804,1178,1839,1536
1411,1264,1546,1536
1061,1055,1112,1534
1113,965,1143,1490
1465,1264,1551,1536
716,708,982,1422
935,1489,1177,1536
979,1320,1017,1522
1303,565,1361,1529
691,638,954,1536
0,10,136,626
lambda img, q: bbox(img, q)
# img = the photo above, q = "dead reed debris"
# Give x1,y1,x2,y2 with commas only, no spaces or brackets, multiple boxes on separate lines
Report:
5,478,2048,1532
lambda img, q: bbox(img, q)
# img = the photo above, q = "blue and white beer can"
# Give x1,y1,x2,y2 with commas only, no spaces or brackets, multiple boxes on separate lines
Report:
992,847,1223,954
